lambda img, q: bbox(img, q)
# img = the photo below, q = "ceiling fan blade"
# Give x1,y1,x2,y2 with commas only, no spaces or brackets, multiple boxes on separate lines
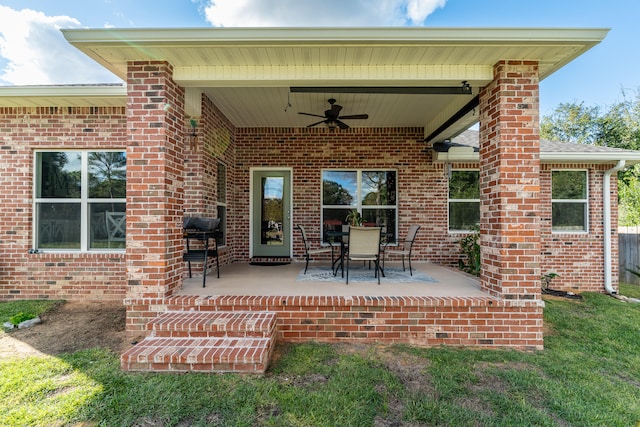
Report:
307,120,327,128
336,120,350,129
299,112,326,118
339,114,369,120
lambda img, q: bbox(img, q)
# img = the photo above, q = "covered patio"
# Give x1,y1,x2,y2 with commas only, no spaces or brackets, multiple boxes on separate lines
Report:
56,26,607,371
178,261,486,297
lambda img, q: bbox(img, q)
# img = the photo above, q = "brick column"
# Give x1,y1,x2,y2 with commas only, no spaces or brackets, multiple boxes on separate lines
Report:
126,61,185,298
478,61,541,300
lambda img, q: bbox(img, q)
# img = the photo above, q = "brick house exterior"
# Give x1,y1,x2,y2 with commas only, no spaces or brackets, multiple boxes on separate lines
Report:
2,27,639,353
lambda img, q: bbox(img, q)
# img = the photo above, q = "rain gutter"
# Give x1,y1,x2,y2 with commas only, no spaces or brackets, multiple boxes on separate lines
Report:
603,160,626,294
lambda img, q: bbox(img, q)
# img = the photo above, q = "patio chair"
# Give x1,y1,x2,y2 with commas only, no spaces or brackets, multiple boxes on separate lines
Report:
382,225,421,275
105,211,126,245
298,225,335,274
345,226,382,285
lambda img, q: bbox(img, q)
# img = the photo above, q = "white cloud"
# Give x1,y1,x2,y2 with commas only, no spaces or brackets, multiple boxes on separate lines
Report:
405,0,447,24
204,0,446,27
0,6,120,85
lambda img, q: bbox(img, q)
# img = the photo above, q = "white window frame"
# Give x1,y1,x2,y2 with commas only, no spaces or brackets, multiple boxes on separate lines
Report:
551,169,589,233
33,149,126,253
448,168,480,233
320,168,398,242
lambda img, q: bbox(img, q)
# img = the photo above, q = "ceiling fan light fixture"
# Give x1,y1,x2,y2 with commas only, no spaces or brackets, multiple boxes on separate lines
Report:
326,120,338,131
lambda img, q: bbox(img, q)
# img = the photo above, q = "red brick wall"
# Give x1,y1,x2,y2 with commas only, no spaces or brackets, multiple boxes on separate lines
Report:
124,296,544,350
478,60,542,300
233,127,463,264
0,106,128,300
540,164,618,292
182,94,236,270
125,61,185,298
0,90,619,302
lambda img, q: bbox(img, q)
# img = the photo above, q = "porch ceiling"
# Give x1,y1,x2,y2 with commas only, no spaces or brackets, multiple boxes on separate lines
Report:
53,27,606,140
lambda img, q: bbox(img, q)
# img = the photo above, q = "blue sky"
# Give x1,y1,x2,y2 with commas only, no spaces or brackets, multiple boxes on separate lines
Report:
0,0,638,117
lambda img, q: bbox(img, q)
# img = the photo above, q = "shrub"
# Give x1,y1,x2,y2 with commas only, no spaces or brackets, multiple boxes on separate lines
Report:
9,312,37,326
457,225,480,276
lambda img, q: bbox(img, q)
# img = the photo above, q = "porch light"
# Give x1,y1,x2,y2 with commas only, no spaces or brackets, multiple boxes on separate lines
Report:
190,119,197,136
187,119,198,147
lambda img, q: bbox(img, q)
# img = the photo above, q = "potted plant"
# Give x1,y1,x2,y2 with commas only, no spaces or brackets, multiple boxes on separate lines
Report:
345,209,363,226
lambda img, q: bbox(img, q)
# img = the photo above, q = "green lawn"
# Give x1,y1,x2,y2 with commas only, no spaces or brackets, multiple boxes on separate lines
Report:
1,286,640,426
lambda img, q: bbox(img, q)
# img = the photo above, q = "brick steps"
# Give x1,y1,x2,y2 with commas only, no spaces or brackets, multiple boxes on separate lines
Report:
121,311,277,374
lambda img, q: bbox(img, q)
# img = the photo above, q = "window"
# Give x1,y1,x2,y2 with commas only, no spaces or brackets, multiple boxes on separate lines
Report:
321,170,397,243
449,169,480,232
34,151,126,251
552,170,588,232
216,162,227,246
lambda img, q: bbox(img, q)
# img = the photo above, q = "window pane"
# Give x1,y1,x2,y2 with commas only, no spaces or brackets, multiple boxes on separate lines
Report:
89,203,126,249
552,171,586,199
449,201,480,231
552,202,586,231
449,170,480,199
216,205,226,246
362,208,397,243
37,202,81,249
362,171,396,205
322,171,357,206
88,152,126,198
37,152,81,198
261,177,284,245
217,163,227,203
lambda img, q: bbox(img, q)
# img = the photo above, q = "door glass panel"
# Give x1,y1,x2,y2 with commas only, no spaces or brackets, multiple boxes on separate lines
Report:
261,177,284,246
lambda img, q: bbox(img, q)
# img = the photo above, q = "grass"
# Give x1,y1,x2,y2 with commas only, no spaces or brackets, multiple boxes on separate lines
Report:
1,287,640,426
0,300,60,327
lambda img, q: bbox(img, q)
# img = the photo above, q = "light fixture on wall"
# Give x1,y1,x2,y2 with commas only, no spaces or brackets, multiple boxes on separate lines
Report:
187,119,198,147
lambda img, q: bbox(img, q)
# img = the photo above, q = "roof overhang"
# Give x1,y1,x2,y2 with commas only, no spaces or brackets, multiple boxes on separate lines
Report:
433,149,640,165
432,132,640,165
0,84,126,108
3,26,609,141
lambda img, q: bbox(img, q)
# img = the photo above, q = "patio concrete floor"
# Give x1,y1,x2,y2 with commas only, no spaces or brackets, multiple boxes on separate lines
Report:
178,261,487,297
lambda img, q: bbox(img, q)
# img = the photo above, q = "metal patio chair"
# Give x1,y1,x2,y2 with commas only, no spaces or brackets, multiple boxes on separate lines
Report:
298,225,335,274
382,224,421,275
345,226,382,285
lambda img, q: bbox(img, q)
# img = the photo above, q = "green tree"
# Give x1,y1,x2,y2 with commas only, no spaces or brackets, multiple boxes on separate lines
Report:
322,180,353,205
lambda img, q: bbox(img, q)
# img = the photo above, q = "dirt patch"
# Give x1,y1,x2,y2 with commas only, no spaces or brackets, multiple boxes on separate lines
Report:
0,300,129,359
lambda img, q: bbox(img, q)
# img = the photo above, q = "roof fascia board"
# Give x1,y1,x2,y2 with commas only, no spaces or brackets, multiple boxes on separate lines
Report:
433,151,640,164
0,85,126,98
62,27,609,46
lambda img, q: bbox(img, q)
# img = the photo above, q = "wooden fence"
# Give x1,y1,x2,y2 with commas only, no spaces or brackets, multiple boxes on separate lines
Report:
619,227,640,285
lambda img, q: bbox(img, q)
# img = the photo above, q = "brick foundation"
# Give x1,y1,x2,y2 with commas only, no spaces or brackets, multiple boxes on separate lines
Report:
124,295,545,350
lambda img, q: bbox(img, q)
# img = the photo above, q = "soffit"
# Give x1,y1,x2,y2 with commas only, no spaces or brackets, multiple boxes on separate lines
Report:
49,27,607,139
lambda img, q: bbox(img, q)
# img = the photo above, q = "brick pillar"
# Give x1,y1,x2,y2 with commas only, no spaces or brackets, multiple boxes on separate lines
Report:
478,61,541,300
126,61,185,298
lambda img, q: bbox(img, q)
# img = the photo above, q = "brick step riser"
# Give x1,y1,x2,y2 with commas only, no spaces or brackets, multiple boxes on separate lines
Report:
146,311,277,339
124,361,268,373
122,311,278,374
151,329,274,338
121,337,275,374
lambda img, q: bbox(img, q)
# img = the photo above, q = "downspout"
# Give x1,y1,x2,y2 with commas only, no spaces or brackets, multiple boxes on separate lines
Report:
603,160,626,294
